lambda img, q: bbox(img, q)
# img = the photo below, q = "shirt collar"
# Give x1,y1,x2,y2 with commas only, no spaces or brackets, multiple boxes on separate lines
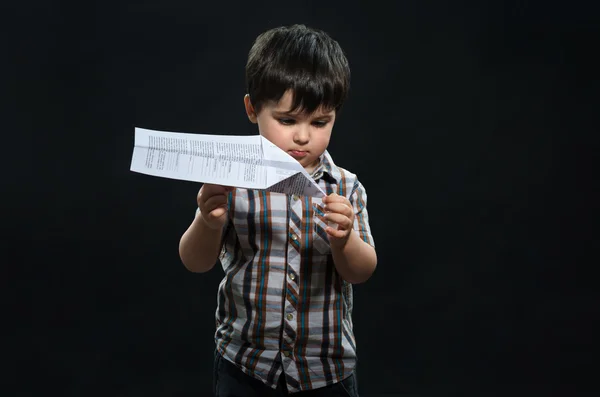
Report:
311,150,340,184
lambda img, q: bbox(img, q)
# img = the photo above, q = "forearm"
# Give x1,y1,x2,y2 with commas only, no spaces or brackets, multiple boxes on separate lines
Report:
330,231,377,284
179,213,223,273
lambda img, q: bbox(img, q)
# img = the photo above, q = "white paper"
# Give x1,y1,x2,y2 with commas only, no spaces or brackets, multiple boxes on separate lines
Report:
130,127,326,198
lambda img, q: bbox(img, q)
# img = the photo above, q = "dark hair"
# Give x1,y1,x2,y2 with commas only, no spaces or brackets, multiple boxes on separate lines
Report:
245,24,350,115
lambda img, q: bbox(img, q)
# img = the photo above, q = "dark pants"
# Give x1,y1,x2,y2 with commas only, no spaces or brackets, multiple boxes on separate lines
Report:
213,350,359,396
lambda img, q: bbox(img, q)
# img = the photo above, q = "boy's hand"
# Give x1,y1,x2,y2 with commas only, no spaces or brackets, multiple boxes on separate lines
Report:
322,192,354,248
197,184,233,230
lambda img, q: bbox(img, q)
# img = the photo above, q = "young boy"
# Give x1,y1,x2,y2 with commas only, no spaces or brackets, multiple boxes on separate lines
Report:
179,24,377,396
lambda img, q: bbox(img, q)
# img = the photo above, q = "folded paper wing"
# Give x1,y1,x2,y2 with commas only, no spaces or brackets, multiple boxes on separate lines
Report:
130,127,325,198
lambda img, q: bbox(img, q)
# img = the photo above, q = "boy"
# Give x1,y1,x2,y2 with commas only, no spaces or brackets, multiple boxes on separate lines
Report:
179,24,377,396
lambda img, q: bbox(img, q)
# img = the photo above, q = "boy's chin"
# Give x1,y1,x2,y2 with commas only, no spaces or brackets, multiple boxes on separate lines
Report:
300,158,321,173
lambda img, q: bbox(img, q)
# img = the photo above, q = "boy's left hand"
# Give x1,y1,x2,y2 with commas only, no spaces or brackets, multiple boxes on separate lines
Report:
322,193,354,247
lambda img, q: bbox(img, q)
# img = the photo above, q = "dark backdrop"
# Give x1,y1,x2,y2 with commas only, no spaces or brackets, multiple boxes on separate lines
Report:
4,1,599,396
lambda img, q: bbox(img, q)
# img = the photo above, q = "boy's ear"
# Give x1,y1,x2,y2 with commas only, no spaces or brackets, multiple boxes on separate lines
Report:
244,94,258,123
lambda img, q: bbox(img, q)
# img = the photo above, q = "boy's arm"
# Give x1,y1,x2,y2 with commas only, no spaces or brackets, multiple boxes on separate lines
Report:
323,183,377,284
330,230,377,284
178,212,224,273
179,184,232,273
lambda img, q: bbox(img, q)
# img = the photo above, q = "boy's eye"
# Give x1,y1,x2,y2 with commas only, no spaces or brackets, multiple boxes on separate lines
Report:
277,118,329,127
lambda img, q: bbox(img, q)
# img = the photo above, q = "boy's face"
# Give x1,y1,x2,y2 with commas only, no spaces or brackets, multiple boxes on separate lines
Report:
244,90,335,174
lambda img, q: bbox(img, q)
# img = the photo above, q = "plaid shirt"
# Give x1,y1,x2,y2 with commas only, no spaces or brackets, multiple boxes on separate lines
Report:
212,150,374,393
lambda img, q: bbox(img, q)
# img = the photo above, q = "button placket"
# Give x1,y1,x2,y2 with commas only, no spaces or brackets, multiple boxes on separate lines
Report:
283,193,303,364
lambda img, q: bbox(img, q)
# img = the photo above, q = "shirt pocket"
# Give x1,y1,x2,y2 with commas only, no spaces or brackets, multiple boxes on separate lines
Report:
312,203,331,254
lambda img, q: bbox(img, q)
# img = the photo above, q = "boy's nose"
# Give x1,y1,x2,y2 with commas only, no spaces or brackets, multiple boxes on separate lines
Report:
293,125,310,144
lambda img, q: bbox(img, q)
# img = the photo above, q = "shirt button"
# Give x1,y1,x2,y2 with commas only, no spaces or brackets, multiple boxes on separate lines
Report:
289,273,296,281
291,233,298,241
286,313,294,321
283,351,291,357
292,195,299,201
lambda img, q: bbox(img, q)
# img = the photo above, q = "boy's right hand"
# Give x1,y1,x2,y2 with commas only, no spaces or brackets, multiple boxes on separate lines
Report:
197,184,233,230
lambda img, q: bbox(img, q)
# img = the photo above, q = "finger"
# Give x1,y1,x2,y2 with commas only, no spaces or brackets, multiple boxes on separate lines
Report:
203,194,229,212
323,192,345,203
325,198,351,209
326,226,348,239
324,202,353,218
201,203,228,222
200,185,231,203
203,183,233,195
324,213,353,231
209,206,228,219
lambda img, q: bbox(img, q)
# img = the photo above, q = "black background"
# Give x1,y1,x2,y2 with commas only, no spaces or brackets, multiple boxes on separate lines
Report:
4,0,599,396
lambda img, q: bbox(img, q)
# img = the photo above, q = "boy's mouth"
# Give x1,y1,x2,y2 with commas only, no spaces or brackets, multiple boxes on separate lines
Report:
289,150,308,158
